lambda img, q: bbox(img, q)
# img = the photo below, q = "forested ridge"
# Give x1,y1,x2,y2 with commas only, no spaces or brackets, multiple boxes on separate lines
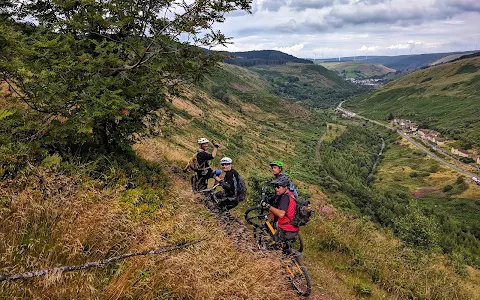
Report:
224,50,313,66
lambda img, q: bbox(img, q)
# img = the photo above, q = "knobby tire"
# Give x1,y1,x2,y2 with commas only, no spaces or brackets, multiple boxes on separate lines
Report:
285,253,312,297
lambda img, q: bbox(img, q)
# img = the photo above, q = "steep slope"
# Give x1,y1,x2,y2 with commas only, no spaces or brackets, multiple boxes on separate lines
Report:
250,63,367,108
135,63,480,299
346,56,480,146
319,62,395,79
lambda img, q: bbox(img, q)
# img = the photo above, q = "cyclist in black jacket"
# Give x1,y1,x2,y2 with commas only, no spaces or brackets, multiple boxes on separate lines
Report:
214,157,245,210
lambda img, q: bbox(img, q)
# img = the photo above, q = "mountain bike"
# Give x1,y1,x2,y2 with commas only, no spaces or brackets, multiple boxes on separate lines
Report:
197,184,222,211
246,181,304,252
191,173,209,194
245,181,310,296
244,204,304,253
244,204,311,296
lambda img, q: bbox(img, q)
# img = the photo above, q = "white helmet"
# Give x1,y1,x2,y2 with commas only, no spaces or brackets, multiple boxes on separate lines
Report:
220,157,233,164
197,138,209,144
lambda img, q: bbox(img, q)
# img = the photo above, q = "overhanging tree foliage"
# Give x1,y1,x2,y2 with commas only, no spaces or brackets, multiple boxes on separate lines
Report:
1,0,251,151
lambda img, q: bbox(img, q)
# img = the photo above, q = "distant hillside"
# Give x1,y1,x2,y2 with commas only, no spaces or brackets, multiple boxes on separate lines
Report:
346,56,480,146
250,63,367,109
224,50,313,67
321,51,474,71
319,62,395,79
430,53,475,66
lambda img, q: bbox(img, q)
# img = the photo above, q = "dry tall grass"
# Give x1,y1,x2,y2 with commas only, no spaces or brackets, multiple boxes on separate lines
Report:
0,164,298,299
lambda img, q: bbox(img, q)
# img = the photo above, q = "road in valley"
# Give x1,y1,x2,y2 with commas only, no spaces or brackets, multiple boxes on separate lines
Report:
336,102,479,178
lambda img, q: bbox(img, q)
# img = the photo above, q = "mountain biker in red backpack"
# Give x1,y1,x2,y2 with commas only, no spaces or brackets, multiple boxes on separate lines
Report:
213,157,246,210
261,176,299,243
269,160,298,199
183,138,220,191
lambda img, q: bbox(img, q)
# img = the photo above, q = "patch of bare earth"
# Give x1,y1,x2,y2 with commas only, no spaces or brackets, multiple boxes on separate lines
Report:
412,186,438,198
231,83,254,91
171,96,203,117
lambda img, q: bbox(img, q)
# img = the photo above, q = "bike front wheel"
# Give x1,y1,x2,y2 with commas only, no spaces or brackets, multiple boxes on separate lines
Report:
284,254,312,297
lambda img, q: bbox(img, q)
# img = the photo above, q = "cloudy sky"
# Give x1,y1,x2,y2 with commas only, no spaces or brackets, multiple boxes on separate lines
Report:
211,0,480,58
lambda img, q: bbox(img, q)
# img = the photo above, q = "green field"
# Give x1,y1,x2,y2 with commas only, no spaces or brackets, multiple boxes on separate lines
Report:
346,56,480,147
319,62,396,79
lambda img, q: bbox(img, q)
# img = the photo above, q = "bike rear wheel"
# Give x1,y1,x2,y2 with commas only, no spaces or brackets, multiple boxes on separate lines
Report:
289,232,304,253
284,254,311,296
244,205,267,227
253,226,274,250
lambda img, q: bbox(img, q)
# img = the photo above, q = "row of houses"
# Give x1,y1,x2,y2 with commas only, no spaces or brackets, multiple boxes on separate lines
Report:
417,129,446,146
391,119,480,164
391,119,418,132
451,148,480,164
391,119,446,145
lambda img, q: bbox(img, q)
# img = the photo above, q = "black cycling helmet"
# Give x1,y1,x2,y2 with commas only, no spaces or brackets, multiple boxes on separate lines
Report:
271,176,290,187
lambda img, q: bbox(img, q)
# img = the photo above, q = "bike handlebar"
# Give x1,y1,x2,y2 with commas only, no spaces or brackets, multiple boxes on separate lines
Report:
198,184,219,194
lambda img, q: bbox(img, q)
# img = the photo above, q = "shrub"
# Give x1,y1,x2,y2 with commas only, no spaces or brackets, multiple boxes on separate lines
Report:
443,185,453,192
353,282,373,296
394,205,439,249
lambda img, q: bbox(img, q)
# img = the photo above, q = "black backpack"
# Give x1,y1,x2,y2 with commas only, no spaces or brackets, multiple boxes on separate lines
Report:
290,197,313,227
236,175,247,202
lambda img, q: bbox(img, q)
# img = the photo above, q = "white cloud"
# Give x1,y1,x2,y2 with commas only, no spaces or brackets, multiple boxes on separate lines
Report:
210,0,480,57
387,40,423,49
273,43,305,55
358,45,379,51
387,43,411,49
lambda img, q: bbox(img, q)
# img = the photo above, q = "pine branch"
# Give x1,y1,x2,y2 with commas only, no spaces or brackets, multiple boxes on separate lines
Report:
0,239,206,282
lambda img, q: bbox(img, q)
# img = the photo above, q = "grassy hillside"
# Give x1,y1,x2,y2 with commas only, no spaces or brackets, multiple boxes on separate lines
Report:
346,56,480,146
319,62,395,79
250,63,367,109
2,62,480,299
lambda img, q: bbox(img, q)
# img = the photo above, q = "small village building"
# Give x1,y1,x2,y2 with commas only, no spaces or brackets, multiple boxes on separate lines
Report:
451,147,472,158
418,129,429,137
395,119,419,132
434,137,446,146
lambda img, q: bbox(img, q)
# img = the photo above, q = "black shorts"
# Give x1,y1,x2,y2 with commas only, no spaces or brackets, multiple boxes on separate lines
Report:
274,227,298,243
197,168,214,179
214,191,239,210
